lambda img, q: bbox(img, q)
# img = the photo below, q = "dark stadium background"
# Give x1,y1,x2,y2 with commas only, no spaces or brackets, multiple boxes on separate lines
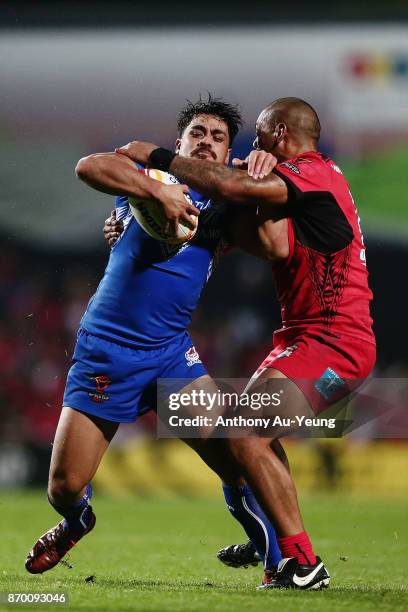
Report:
0,2,407,497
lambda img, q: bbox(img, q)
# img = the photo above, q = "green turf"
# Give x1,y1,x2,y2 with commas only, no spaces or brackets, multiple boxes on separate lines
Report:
0,491,407,611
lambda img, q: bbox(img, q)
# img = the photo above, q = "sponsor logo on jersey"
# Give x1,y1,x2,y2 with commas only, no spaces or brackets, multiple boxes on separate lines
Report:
89,374,111,402
314,367,345,400
185,346,202,367
275,344,299,360
330,162,343,175
194,198,214,212
282,162,300,174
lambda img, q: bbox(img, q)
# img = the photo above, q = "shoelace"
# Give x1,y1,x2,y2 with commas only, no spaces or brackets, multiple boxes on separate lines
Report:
234,543,252,555
42,524,74,569
41,523,69,551
60,555,73,570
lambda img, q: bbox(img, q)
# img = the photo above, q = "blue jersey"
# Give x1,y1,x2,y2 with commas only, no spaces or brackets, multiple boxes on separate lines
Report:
80,188,227,348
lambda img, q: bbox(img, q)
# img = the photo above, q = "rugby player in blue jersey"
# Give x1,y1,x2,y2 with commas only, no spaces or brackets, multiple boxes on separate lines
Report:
25,96,283,584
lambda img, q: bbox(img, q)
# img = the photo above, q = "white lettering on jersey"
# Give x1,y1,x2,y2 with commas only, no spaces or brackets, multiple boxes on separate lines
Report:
349,190,367,267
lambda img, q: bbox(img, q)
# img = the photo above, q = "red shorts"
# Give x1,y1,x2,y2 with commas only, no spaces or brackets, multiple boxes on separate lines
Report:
256,332,376,415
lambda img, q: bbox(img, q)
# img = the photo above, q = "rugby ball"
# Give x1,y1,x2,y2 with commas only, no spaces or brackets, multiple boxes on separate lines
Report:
128,168,198,244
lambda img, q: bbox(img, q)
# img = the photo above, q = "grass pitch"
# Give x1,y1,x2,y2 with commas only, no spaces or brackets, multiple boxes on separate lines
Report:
1,490,407,611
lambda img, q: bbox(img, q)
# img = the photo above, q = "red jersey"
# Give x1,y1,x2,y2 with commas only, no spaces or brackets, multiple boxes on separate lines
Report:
272,151,375,346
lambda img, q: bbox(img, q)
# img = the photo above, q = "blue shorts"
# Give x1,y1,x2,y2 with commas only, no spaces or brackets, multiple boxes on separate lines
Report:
63,329,208,423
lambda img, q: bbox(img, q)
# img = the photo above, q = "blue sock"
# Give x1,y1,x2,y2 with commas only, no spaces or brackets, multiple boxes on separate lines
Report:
222,483,282,570
49,483,93,533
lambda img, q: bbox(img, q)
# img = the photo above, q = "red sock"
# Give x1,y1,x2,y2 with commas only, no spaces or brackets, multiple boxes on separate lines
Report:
278,531,317,565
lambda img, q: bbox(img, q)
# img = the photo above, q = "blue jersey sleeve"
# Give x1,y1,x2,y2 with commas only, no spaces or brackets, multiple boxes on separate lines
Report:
115,195,129,220
115,162,145,219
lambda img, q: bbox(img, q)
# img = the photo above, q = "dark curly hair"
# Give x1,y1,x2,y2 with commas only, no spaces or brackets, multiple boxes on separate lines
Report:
177,93,243,145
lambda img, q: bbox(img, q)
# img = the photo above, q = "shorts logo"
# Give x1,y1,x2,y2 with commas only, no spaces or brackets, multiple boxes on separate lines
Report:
314,367,345,400
275,344,298,360
89,375,111,403
185,346,202,367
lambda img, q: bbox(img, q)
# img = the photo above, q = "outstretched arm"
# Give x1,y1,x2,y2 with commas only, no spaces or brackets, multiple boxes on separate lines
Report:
114,141,288,206
169,155,288,206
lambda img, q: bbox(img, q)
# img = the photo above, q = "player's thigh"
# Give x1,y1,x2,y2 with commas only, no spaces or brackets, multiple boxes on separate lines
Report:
162,374,226,437
252,366,313,433
183,436,244,486
165,374,243,484
49,406,119,488
229,367,314,459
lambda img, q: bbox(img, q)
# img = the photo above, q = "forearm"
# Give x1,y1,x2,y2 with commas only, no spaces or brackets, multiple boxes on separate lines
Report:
169,155,288,206
229,208,289,261
169,156,249,203
75,153,162,199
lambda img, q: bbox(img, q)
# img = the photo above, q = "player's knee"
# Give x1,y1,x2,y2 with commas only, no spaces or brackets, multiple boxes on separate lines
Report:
270,439,290,470
228,437,267,467
48,471,85,505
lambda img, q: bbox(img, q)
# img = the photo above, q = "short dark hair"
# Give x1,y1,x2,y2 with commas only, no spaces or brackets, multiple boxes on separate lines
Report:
177,93,243,145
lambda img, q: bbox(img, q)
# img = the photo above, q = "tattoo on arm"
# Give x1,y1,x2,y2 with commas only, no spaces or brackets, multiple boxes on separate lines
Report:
170,156,234,193
170,156,287,205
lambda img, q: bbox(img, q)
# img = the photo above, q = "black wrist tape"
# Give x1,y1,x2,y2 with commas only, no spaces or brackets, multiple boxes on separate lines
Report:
148,148,176,172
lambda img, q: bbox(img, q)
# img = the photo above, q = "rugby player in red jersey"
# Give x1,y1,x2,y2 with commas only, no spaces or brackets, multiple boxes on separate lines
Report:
117,97,375,589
